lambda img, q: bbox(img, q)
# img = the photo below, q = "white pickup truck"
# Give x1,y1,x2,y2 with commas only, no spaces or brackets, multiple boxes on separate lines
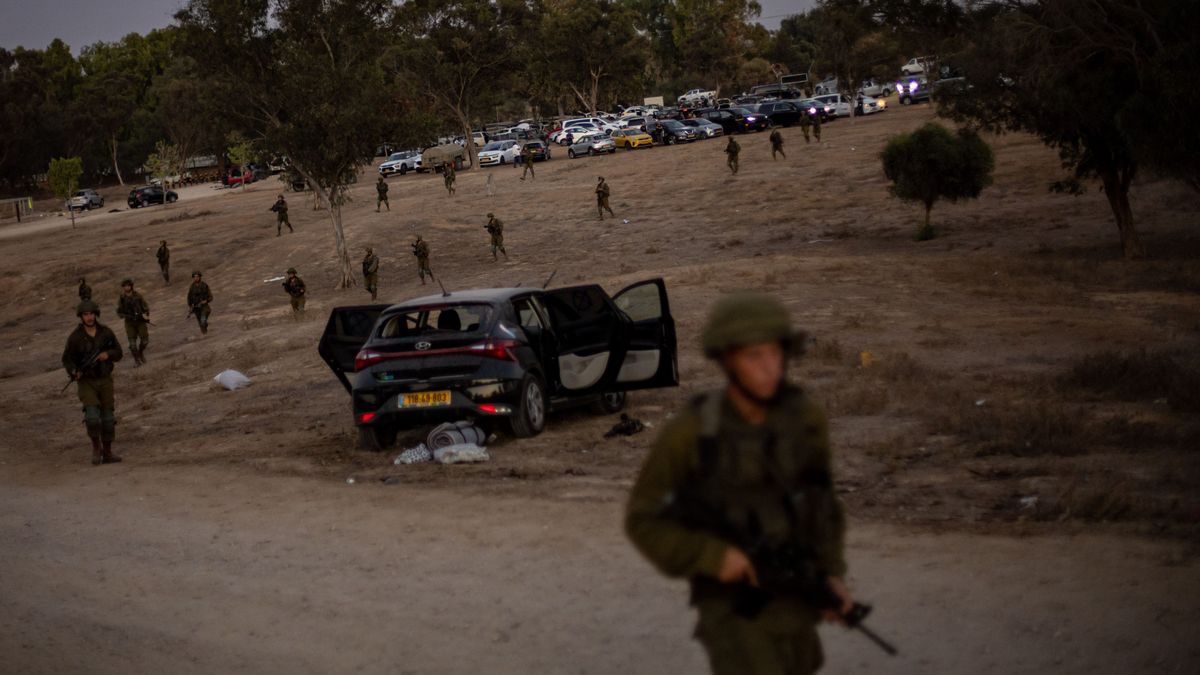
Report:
677,88,717,106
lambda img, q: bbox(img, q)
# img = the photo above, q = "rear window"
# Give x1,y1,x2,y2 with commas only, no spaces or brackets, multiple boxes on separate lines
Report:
377,304,492,338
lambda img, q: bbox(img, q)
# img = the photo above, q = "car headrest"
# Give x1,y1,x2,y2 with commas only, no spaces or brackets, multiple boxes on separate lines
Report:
437,310,461,331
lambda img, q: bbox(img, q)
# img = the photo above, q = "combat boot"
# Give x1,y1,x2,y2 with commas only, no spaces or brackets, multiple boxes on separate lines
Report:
91,438,102,466
101,442,122,464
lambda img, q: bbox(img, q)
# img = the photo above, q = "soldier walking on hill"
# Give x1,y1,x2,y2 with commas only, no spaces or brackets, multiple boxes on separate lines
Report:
799,110,812,143
115,278,150,365
376,176,390,212
443,162,456,196
156,240,170,283
271,194,293,235
725,136,741,175
770,129,786,160
62,300,123,465
362,246,380,300
625,293,853,675
485,213,508,261
186,270,213,335
282,267,306,317
412,235,433,285
812,109,822,142
520,145,535,181
78,277,92,301
596,176,615,221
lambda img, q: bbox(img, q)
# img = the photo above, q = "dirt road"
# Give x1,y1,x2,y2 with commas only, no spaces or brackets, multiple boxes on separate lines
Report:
2,463,1196,674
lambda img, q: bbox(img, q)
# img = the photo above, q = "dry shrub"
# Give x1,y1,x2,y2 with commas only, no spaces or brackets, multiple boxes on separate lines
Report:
1058,478,1133,522
825,376,890,416
808,337,845,364
1063,349,1200,412
939,399,1084,457
146,209,215,226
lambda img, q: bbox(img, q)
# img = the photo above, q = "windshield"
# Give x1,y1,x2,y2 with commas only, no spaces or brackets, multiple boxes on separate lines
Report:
730,107,754,115
377,303,493,339
481,142,506,151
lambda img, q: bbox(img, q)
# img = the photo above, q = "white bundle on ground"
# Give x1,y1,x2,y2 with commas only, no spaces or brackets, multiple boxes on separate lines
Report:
433,444,490,464
394,444,432,465
427,421,487,449
213,369,252,391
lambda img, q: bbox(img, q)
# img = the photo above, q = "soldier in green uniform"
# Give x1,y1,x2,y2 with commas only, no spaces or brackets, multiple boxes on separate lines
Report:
376,177,390,212
78,277,92,301
271,194,294,236
596,176,615,221
62,300,124,465
156,240,170,284
812,109,822,143
625,293,853,675
519,145,535,181
282,267,306,316
725,136,741,175
412,235,433,285
115,278,150,365
443,162,457,196
485,213,508,261
770,129,786,160
799,108,813,143
186,270,213,335
362,246,380,300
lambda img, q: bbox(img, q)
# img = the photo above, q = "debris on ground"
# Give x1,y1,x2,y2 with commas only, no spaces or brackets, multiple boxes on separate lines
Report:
604,413,645,438
433,443,490,464
213,369,252,391
394,444,432,465
428,421,487,449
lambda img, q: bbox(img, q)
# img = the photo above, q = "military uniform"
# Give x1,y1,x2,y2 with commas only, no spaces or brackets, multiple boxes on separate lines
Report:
78,278,92,301
485,213,507,260
156,241,170,283
812,111,822,142
362,247,380,300
725,137,741,175
282,268,306,315
187,272,213,334
376,178,390,211
271,196,293,235
800,110,812,143
61,300,123,465
520,146,535,180
444,163,457,196
115,280,150,365
412,237,433,284
625,293,848,675
596,177,615,220
770,130,786,160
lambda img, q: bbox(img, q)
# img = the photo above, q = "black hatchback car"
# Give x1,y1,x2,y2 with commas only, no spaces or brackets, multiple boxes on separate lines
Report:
127,185,178,208
699,107,771,134
752,101,803,127
319,279,678,448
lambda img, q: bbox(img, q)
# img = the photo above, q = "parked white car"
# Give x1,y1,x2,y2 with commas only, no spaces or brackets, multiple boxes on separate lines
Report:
901,56,935,75
858,79,894,98
811,94,851,117
677,88,717,106
552,125,603,144
477,140,521,166
378,151,421,176
562,117,618,134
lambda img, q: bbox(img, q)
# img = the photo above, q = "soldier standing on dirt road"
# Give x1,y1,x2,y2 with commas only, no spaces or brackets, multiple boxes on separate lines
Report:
156,240,170,284
62,299,123,466
271,194,294,236
725,136,741,175
596,176,615,221
362,246,380,300
800,109,813,143
520,145,535,181
376,176,390,212
625,292,853,675
412,235,433,285
485,213,508,261
186,271,213,335
770,129,786,160
78,277,92,301
282,267,306,317
115,278,150,366
443,163,457,197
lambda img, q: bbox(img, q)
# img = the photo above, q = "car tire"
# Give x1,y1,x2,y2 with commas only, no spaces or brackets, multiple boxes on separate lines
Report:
593,391,627,415
499,157,506,165
901,96,912,105
568,149,577,159
140,199,149,208
399,165,408,175
167,194,177,203
510,373,547,438
357,424,397,451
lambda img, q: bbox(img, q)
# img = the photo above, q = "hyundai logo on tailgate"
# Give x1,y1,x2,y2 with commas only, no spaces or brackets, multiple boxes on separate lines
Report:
415,341,432,351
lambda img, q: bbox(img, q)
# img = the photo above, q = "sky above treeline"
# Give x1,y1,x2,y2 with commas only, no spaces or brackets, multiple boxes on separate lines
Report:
0,0,813,53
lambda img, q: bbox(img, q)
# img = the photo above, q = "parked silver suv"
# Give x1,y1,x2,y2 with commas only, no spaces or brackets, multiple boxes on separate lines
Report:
69,189,104,211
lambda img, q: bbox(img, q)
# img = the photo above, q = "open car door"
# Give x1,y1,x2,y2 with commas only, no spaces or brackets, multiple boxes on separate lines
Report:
539,284,627,396
317,305,389,393
610,278,678,391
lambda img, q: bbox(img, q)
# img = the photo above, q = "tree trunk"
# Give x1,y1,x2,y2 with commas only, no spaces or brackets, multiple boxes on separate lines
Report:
296,166,356,288
110,134,125,186
454,107,477,171
1099,167,1145,259
68,199,76,229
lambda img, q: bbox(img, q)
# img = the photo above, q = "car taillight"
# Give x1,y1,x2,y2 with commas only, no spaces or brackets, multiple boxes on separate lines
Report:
358,412,377,423
355,350,385,371
470,339,520,361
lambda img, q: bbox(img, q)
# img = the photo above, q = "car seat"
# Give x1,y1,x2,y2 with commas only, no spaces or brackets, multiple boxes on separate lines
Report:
437,310,461,331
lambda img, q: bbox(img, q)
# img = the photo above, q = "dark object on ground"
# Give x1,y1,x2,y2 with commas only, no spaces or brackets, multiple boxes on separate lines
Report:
604,413,645,438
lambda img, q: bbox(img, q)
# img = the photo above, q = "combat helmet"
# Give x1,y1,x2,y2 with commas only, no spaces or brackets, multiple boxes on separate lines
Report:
121,278,133,287
76,299,101,317
286,267,297,274
700,292,806,359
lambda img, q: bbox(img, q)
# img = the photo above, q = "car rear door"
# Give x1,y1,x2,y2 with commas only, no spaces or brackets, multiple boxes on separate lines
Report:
538,285,626,396
318,304,389,393
610,278,678,391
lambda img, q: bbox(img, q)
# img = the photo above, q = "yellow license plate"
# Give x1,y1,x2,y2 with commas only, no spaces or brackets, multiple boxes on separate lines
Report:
401,391,452,408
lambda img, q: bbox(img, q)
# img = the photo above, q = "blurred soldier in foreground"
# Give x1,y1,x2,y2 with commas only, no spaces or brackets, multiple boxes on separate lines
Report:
596,176,615,221
282,267,306,316
156,240,170,283
626,293,852,675
412,235,433,285
115,278,150,365
485,213,508,261
186,270,213,335
62,300,123,465
362,246,380,300
271,194,293,235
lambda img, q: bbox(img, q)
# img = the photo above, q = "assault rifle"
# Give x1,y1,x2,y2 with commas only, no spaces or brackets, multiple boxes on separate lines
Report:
61,350,101,393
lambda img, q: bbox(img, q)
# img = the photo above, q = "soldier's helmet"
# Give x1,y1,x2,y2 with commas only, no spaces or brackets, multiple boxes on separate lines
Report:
76,299,101,317
287,267,297,274
701,292,806,359
121,278,133,287
487,212,494,218
365,246,373,253
192,270,202,278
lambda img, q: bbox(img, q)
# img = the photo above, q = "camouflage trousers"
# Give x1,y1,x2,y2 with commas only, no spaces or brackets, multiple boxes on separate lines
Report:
695,607,823,675
76,376,116,442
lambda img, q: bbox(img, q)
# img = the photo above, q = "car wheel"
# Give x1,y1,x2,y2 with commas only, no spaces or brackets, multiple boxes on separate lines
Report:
665,136,673,145
140,199,149,208
399,165,408,175
499,157,506,165
568,149,577,159
901,96,912,105
167,194,177,203
510,373,547,438
593,391,627,415
357,423,397,451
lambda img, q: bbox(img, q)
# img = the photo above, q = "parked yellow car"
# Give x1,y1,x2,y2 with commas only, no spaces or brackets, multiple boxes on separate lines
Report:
613,128,654,149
